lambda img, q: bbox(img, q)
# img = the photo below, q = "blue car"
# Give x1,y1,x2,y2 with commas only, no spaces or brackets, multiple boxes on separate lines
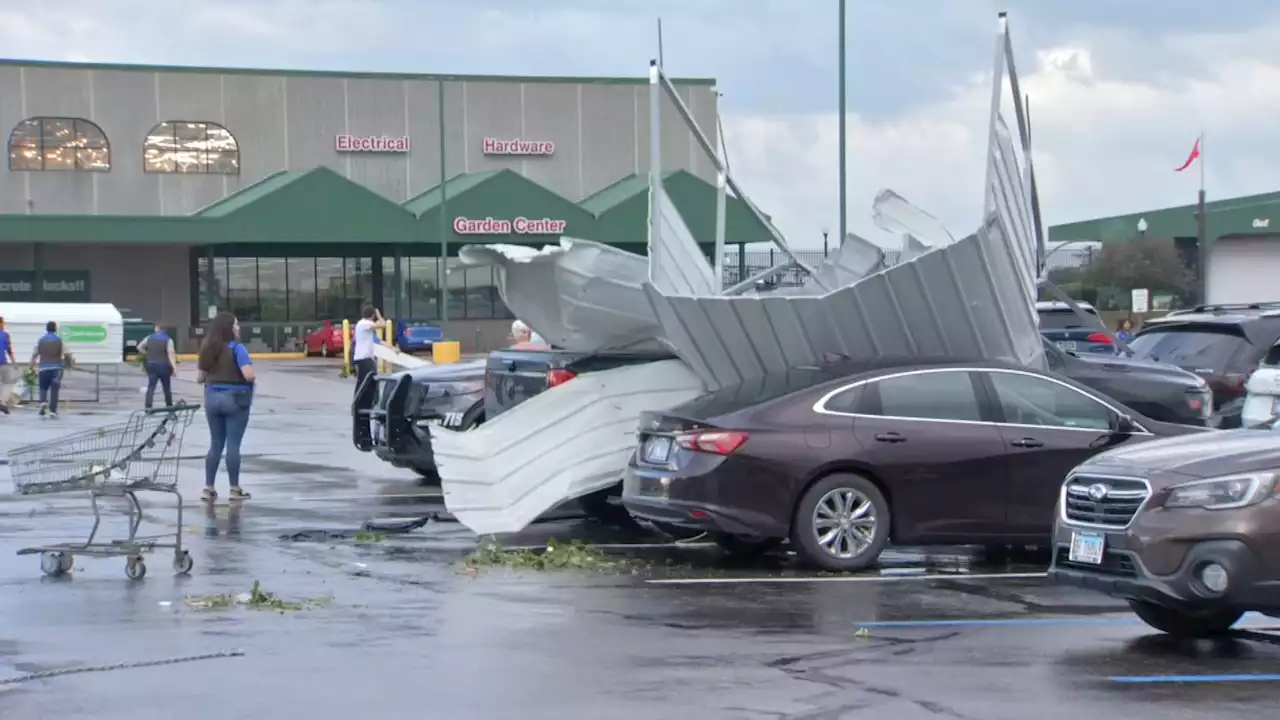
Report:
395,323,445,354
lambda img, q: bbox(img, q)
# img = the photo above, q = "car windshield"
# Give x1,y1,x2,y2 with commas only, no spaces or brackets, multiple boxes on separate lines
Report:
1127,326,1252,372
1037,309,1098,330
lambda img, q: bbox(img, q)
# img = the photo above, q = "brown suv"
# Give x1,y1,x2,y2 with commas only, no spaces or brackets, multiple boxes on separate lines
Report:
1048,428,1280,637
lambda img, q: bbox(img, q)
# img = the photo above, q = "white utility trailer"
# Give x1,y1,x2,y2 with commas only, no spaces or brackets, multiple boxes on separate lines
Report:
0,303,125,404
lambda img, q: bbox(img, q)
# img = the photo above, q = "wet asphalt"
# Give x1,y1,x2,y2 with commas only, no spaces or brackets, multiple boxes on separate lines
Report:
0,360,1276,719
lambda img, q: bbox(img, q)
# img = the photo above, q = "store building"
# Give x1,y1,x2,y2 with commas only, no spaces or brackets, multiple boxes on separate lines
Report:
0,59,777,351
1048,191,1280,306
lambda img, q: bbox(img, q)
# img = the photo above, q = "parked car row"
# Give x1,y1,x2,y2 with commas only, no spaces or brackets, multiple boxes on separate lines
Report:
305,320,445,357
352,304,1280,638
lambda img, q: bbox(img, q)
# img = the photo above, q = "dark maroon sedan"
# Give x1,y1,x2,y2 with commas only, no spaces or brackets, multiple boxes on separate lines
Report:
622,357,1204,572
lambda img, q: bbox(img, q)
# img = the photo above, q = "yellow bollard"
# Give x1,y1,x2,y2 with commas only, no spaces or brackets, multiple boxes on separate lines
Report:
342,319,352,377
432,340,461,364
379,320,394,374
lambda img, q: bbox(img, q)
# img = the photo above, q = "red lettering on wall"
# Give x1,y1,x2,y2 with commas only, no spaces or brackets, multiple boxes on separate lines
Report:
452,217,567,235
335,134,411,153
481,137,555,156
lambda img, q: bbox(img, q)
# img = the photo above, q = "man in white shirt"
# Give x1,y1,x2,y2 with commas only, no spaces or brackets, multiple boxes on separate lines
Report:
351,306,385,394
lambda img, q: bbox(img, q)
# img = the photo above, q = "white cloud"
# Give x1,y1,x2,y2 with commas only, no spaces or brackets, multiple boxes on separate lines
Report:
724,25,1280,249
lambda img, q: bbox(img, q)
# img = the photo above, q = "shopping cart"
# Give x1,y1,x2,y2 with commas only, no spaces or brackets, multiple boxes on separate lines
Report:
7,403,201,580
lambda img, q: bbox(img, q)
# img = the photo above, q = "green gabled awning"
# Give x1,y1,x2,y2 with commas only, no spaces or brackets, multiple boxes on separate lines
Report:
197,166,420,242
404,169,598,242
584,169,773,246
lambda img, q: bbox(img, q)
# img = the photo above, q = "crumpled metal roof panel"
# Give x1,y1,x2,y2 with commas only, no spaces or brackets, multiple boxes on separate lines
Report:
434,359,705,535
645,213,1043,391
457,238,662,351
648,183,717,296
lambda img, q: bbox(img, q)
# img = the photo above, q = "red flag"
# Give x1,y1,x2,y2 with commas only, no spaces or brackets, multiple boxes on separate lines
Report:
1175,136,1201,172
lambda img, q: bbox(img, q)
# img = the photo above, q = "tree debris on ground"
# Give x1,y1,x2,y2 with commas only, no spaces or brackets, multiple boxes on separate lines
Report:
462,538,636,573
184,580,330,613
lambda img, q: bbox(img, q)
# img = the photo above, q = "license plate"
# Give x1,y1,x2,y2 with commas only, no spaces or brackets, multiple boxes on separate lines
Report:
1068,531,1105,565
642,436,673,464
1056,341,1076,351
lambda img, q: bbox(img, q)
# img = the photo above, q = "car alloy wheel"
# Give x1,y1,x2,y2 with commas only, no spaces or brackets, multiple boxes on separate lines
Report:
791,473,891,572
812,488,877,559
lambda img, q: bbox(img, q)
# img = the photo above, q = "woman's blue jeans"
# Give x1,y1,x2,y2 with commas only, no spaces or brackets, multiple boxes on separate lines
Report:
204,387,251,488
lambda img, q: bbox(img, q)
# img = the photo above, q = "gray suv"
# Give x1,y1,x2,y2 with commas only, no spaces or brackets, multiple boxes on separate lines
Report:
1048,426,1280,637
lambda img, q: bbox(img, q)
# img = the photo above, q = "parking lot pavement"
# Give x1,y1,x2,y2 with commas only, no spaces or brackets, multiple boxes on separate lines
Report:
1,360,1278,719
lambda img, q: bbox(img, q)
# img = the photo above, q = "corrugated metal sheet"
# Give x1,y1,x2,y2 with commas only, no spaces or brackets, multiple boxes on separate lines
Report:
648,182,717,296
434,359,705,535
456,237,662,351
641,107,1044,391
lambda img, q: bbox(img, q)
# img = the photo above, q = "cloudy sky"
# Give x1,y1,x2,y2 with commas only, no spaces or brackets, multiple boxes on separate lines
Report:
1,0,1275,248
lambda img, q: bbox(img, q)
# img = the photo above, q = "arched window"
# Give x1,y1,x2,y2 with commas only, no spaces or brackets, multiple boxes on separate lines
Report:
143,121,239,174
8,117,110,171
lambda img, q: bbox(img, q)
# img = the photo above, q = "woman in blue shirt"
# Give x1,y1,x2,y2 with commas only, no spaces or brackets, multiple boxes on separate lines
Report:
196,313,255,501
1116,317,1137,344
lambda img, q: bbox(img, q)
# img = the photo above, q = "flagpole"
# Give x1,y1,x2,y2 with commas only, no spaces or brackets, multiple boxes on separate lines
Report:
1196,130,1208,305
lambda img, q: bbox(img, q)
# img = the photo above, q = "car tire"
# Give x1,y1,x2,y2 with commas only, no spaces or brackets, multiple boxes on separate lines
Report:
790,472,890,572
1128,600,1243,638
578,485,642,530
711,533,783,556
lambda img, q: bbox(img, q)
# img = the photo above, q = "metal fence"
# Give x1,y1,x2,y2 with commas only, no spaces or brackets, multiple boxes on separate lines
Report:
721,248,904,289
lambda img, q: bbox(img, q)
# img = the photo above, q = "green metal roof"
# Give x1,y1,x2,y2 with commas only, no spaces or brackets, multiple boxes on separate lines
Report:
579,174,649,215
0,57,716,86
1049,190,1280,243
587,170,774,246
402,171,502,216
196,170,306,217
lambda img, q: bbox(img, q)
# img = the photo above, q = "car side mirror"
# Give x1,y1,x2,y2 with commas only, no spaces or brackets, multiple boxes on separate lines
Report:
1114,413,1137,434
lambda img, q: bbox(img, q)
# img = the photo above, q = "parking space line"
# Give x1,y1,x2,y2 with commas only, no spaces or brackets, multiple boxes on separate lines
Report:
645,571,1047,585
1110,674,1280,684
854,617,1133,628
290,493,443,502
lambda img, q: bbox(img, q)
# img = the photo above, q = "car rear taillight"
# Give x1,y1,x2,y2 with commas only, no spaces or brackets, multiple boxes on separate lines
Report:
547,369,576,387
675,430,749,455
1085,332,1112,344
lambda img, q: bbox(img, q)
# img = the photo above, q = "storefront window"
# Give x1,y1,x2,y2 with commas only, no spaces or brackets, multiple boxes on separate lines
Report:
346,257,374,317
258,258,288,321
465,266,496,319
316,257,345,319
287,258,317,321
446,259,467,319
227,258,259,321
408,258,439,320
212,256,230,312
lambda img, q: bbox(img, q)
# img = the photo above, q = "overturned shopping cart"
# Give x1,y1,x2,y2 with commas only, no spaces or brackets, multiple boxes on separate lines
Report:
8,404,200,580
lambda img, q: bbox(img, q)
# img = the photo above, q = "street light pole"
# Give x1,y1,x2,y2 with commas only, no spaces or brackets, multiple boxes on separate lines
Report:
837,0,847,248
822,229,830,256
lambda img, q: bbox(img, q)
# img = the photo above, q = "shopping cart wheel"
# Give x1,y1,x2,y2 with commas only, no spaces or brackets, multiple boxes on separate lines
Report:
125,557,147,580
40,551,71,577
173,551,194,575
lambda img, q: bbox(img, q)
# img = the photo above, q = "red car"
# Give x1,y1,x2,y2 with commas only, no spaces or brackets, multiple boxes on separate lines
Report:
304,321,353,357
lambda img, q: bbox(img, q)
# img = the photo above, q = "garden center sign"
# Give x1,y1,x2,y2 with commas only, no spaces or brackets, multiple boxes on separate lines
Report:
453,217,567,235
0,271,91,302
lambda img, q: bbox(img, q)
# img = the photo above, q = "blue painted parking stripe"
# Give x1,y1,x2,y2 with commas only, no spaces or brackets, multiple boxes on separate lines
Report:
1110,674,1280,684
853,613,1277,629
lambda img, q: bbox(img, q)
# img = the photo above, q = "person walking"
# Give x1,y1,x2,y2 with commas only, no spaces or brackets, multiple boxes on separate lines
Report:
196,312,254,502
137,323,177,410
30,321,63,418
0,316,15,415
351,306,385,395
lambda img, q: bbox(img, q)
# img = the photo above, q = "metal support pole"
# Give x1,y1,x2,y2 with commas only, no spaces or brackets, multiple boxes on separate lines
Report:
655,70,824,283
437,79,449,322
392,247,403,321
648,60,662,280
1197,189,1208,304
838,0,847,249
714,169,727,290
